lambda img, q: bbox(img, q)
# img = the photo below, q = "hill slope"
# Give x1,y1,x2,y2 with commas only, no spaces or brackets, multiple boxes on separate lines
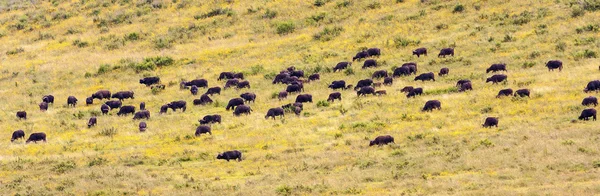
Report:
1,0,600,195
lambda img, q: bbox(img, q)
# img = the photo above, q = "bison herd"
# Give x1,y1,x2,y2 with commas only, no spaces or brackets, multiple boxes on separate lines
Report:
9,46,595,162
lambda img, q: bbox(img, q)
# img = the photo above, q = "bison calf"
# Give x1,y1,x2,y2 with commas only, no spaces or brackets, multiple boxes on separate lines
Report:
438,67,449,76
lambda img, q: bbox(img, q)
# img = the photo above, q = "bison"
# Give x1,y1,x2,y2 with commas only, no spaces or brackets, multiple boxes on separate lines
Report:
183,79,208,88
486,63,507,73
217,150,242,162
133,110,150,120
355,79,374,90
67,96,78,107
233,105,252,116
333,62,351,72
140,77,160,86
579,108,597,121
190,85,199,95
412,47,427,57
91,90,111,100
139,122,147,132
272,73,291,84
42,95,55,104
226,98,245,110
140,102,145,111
88,117,97,128
327,92,342,102
206,87,222,95
308,73,320,81
456,79,471,87
194,94,213,105
224,79,240,89
11,130,25,142
117,105,135,116
362,59,377,69
383,77,393,85
422,100,441,111
39,102,48,111
26,132,46,143
482,117,499,128
367,48,381,57
290,70,304,78
159,105,169,114
237,81,251,89
199,115,222,124
459,82,472,92
286,84,303,94
582,96,598,106
438,48,454,58
372,70,388,79
101,104,110,114
265,107,285,120
438,67,449,76
514,89,530,97
86,97,93,105
496,89,513,98
401,86,414,93
167,100,186,112
328,80,347,90
218,72,235,80
584,80,600,93
357,86,376,96
112,91,134,101
195,125,212,136
407,88,423,98
105,100,122,110
402,62,418,75
240,92,256,103
546,60,563,71
16,111,26,120
278,91,288,100
414,72,435,82
295,94,313,103
353,50,368,61
486,74,507,84
369,135,394,146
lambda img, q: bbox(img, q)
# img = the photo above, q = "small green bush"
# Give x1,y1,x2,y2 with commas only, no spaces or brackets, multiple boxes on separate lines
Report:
316,100,330,107
99,127,117,137
6,48,24,55
313,26,343,41
72,39,89,48
97,64,111,75
276,21,295,35
124,32,140,41
263,9,277,19
394,36,421,48
367,2,381,9
453,4,465,13
195,8,234,19
52,161,76,174
314,0,329,7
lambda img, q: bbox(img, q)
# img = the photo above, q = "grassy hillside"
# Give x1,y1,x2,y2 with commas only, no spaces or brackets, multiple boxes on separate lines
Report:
1,0,600,195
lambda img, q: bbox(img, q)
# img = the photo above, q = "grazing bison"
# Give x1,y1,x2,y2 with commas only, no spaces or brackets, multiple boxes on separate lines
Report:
117,105,136,116
167,100,187,112
194,94,213,105
439,67,449,76
67,96,78,107
265,107,285,120
487,63,507,73
139,102,145,111
290,70,304,78
402,62,418,74
514,89,530,97
393,67,411,77
240,92,257,103
11,130,25,142
546,60,563,71
407,88,423,98
26,132,46,143
333,62,351,72
218,72,235,80
383,77,393,85
139,122,147,132
438,48,454,58
233,105,252,116
91,90,111,100
16,111,27,120
86,97,93,105
456,79,471,87
184,79,208,88
353,50,368,61
329,80,347,90
88,117,97,128
579,108,597,121
159,105,169,114
295,94,313,103
355,79,374,90
233,72,244,80
327,92,342,102
237,81,251,89
309,73,320,81
42,95,55,104
496,89,514,98
195,125,212,136
414,72,435,82
486,74,507,84
217,150,242,162
459,82,472,92
422,100,441,111
357,86,376,96
140,77,160,86
105,100,122,110
39,102,48,111
375,90,387,96
369,135,394,146
582,96,598,106
272,73,291,84
584,80,600,93
282,102,304,110
278,91,288,100
226,98,245,110
482,117,499,128
367,48,381,57
412,47,427,57
372,70,388,79
401,86,414,93
101,104,110,114
112,91,135,101
224,79,240,89
199,114,222,124
133,110,150,120
286,84,303,94
206,87,222,95
362,59,377,69
190,85,199,95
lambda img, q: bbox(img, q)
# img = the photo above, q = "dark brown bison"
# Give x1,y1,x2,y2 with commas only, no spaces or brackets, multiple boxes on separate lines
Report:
383,77,393,85
233,105,252,116
486,63,507,73
11,130,25,142
88,117,97,128
353,50,368,61
16,111,26,120
362,59,377,69
412,47,427,57
233,73,244,80
438,48,454,58
265,107,285,120
329,80,346,90
218,72,235,81
117,105,135,116
159,105,169,114
514,89,530,97
286,84,303,94
407,88,423,98
42,95,55,104
195,125,212,136
333,62,351,72
546,60,563,71
26,132,46,143
67,96,78,107
402,62,418,75
438,67,449,76
206,87,221,95
459,82,472,92
194,94,213,105
224,79,240,89
582,96,598,106
372,70,388,79
133,110,150,120
184,79,208,88
579,108,597,121
91,90,111,100
369,135,394,146
357,86,376,96
290,70,304,78
240,92,256,103
584,80,600,93
167,100,186,112
217,150,242,162
367,48,381,57
482,117,498,128
375,90,387,96
456,79,471,87
139,122,147,132
226,98,245,110
328,92,342,102
272,73,291,84
282,102,303,110
139,102,145,110
278,91,288,100
496,89,513,98
414,72,435,82
39,102,48,111
355,79,374,90
401,86,414,93
199,114,222,124
308,73,320,81
237,81,250,89
422,100,441,111
86,97,93,105
295,94,313,103
190,85,199,95
140,77,160,86
112,91,134,101
486,74,507,84
105,100,122,110
101,104,110,114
